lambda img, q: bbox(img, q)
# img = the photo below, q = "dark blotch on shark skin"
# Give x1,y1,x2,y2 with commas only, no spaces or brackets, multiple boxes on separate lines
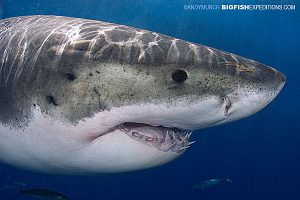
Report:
46,95,58,106
64,73,76,81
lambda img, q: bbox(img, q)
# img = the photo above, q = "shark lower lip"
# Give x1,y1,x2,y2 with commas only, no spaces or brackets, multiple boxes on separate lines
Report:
117,122,194,153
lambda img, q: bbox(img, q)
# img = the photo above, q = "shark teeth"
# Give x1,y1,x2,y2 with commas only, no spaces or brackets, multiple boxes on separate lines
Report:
118,126,194,153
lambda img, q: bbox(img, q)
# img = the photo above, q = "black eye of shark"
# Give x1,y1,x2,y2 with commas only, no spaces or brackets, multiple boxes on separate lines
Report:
172,69,188,83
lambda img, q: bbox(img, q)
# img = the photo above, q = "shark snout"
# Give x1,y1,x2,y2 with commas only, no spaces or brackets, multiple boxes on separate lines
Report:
247,63,286,109
275,70,286,89
263,66,286,99
258,63,286,87
221,64,286,125
254,66,286,112
267,64,286,87
278,70,286,83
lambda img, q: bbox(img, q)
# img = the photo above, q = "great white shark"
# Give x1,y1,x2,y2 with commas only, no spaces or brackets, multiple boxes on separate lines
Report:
0,15,285,174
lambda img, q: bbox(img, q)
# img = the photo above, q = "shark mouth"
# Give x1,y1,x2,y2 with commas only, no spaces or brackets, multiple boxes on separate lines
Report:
117,123,195,153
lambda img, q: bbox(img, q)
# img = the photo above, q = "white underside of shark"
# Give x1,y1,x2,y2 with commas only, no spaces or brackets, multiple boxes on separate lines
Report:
0,96,227,174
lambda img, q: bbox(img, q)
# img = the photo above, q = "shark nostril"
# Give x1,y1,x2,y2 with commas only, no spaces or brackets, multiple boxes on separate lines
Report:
221,96,232,116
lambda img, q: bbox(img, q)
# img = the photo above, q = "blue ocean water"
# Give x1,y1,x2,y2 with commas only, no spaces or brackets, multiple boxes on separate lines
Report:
0,0,299,199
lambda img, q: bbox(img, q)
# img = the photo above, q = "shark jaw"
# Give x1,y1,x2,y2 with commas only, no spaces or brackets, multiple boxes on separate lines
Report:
0,97,228,174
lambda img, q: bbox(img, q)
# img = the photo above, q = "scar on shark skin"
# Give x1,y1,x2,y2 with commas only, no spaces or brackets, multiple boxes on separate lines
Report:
220,62,255,73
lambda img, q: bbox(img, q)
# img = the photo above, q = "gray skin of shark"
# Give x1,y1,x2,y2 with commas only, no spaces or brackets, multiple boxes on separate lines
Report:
0,15,285,174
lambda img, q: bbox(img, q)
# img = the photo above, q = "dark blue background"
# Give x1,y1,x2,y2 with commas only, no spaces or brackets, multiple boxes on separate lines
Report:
0,0,299,199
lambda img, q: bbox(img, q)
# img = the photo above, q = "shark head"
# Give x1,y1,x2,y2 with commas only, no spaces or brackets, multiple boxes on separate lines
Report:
102,47,286,132
0,16,286,174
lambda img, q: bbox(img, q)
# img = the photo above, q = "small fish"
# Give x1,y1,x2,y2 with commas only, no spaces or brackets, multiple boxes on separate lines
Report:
20,188,68,200
13,181,27,186
193,178,232,190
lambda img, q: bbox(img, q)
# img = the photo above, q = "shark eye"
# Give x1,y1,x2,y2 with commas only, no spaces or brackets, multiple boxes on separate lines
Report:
172,69,188,83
